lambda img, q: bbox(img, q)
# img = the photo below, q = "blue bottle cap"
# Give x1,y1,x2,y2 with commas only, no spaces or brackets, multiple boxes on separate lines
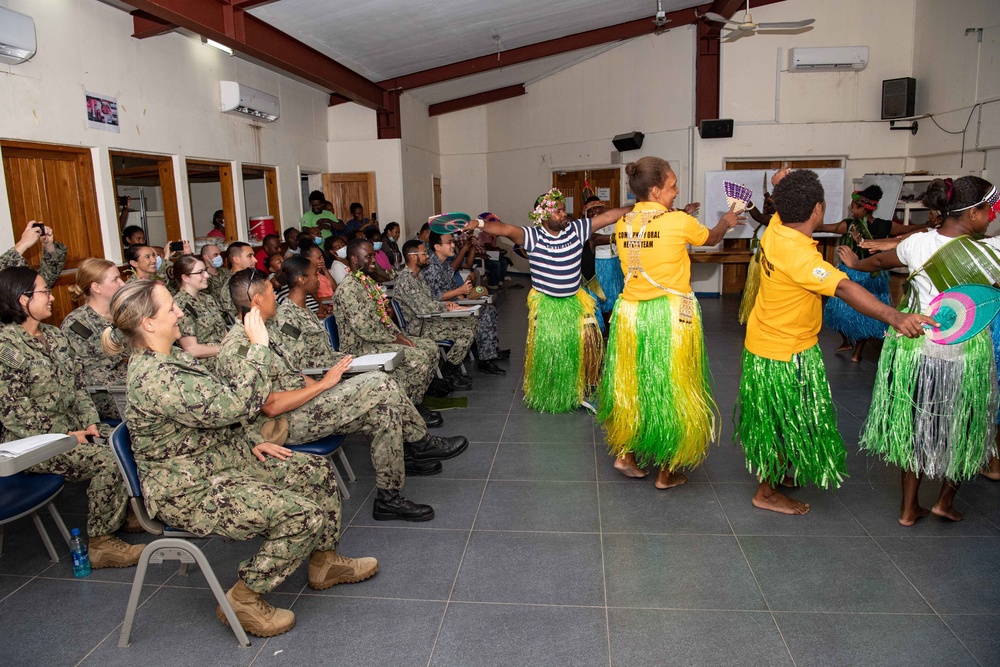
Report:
71,528,80,536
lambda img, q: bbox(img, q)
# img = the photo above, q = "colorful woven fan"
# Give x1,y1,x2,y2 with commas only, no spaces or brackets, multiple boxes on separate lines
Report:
428,212,472,234
926,284,1000,345
723,181,754,214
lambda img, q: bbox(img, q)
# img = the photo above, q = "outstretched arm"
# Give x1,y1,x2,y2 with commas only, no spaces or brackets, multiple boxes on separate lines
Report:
591,206,635,231
817,220,850,234
834,280,936,337
837,246,904,272
464,218,525,246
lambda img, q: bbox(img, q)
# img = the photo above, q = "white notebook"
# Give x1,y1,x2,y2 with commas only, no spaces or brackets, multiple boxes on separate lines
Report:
0,433,69,458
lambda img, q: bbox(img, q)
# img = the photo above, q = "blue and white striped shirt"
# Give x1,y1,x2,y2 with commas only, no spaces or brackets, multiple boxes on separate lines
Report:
522,218,592,297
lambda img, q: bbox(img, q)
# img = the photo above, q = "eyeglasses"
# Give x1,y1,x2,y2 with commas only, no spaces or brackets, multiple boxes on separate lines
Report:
22,288,52,297
406,251,427,256
189,270,207,276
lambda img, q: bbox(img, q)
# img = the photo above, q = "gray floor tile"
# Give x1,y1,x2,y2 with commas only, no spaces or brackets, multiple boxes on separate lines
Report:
609,608,792,667
436,441,499,480
350,479,486,530
452,531,604,606
0,574,30,602
501,411,596,443
432,602,608,667
876,536,1000,614
740,535,931,613
714,482,868,536
327,526,468,600
475,480,599,532
951,480,1000,529
836,482,1000,537
700,445,758,484
599,481,732,535
592,437,712,483
603,533,765,611
434,412,509,442
0,512,65,577
258,597,444,667
491,440,597,481
943,614,1000,666
775,612,978,667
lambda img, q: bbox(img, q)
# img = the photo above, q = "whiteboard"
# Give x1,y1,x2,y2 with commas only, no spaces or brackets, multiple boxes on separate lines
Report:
702,169,846,241
859,173,904,221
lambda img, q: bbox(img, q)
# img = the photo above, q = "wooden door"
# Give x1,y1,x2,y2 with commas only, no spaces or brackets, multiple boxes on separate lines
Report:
186,159,237,241
433,176,442,216
322,172,377,223
720,159,843,294
242,164,282,235
552,168,621,218
2,140,104,325
109,150,181,252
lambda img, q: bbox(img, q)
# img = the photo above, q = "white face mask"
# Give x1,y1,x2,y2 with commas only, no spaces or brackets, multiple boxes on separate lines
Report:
336,246,347,259
154,255,164,271
211,255,224,269
372,242,383,251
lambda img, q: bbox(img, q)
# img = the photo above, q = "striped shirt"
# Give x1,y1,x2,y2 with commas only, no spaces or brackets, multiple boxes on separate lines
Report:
522,218,592,297
275,285,320,314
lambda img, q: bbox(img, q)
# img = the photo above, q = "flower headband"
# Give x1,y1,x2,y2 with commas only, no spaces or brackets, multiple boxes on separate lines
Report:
529,188,566,225
851,191,879,212
949,185,999,214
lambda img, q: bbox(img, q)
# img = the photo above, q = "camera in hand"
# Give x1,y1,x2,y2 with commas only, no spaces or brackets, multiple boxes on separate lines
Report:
33,223,45,235
169,241,184,253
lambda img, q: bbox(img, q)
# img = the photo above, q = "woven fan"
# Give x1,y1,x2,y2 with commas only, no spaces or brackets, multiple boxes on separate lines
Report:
428,212,471,234
723,181,754,214
926,284,1000,345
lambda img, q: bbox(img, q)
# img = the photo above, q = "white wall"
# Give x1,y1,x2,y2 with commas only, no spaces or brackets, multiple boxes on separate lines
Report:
189,182,224,237
438,106,490,216
400,94,441,235
327,137,406,234
0,0,330,260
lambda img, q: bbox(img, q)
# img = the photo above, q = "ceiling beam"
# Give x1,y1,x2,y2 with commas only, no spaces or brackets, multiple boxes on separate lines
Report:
119,0,387,110
428,85,526,117
131,10,176,39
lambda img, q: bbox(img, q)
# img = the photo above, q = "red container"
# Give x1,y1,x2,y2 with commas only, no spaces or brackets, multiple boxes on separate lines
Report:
248,215,275,242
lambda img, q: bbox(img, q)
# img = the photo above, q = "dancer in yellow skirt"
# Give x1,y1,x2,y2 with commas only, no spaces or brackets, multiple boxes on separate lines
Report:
598,157,743,487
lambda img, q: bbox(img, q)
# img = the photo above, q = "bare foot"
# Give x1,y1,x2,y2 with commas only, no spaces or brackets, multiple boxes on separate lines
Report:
850,354,862,363
780,474,798,489
835,343,852,352
654,469,688,489
981,457,1000,481
931,503,964,522
614,454,647,479
752,487,810,515
898,505,930,526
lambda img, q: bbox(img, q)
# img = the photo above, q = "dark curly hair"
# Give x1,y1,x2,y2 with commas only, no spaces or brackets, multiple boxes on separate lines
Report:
923,176,993,219
772,170,825,224
0,266,41,325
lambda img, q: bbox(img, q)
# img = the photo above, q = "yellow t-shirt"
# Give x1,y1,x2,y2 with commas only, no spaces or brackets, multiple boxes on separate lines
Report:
615,202,710,301
745,216,847,361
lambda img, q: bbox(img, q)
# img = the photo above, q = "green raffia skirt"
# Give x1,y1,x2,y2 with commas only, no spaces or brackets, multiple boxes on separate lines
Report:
597,295,718,470
735,345,847,488
861,328,998,481
523,289,604,413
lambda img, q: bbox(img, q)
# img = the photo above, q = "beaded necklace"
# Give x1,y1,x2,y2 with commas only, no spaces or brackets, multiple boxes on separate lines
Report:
354,270,394,328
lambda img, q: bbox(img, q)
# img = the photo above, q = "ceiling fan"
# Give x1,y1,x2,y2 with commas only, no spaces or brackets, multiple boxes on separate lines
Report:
703,0,815,42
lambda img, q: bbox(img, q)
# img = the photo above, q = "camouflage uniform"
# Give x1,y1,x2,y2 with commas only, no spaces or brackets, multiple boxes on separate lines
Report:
0,323,127,537
61,304,129,421
173,290,230,373
208,267,236,321
217,323,421,491
424,253,500,361
126,346,341,594
393,266,477,365
332,272,439,405
0,242,68,287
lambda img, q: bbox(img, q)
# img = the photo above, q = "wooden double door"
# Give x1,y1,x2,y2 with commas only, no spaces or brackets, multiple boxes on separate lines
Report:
552,168,622,218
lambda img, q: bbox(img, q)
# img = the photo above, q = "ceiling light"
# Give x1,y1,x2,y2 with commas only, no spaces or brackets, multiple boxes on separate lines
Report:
203,38,234,56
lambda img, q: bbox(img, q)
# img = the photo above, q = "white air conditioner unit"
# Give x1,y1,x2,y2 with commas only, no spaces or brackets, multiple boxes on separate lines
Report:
220,81,279,122
788,46,869,72
0,7,37,65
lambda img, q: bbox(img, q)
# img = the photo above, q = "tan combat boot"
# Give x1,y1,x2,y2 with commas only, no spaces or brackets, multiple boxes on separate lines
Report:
216,579,296,638
88,535,144,568
308,550,379,590
121,508,144,534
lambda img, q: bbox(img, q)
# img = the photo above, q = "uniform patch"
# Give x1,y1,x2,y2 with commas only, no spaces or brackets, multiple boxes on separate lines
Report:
812,266,830,281
237,345,249,357
0,345,24,369
280,323,302,340
69,321,94,339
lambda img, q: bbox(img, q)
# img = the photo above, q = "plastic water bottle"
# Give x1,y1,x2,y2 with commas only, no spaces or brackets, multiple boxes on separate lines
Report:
69,528,91,577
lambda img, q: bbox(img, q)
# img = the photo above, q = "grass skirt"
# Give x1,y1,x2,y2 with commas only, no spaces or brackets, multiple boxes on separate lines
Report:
598,296,718,470
735,346,847,488
822,266,891,343
523,289,604,413
594,257,625,313
992,313,1000,424
737,251,761,325
861,328,998,481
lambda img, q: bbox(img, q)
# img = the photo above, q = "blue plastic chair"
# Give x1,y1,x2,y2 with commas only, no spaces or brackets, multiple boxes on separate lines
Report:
390,300,458,378
286,434,356,500
324,314,340,351
0,472,70,563
109,422,251,648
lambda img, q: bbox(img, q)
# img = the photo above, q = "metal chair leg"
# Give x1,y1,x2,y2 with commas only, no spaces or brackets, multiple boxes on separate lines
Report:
47,503,71,547
31,510,59,562
335,448,357,482
330,461,351,500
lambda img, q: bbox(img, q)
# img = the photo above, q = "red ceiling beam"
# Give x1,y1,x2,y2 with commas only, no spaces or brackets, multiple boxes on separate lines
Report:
119,0,387,110
429,85,526,117
131,10,176,39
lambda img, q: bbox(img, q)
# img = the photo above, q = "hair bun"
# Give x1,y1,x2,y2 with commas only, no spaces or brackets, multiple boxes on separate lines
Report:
624,163,637,177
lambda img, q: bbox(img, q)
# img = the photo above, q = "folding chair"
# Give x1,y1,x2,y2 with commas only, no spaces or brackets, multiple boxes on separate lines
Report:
0,472,70,563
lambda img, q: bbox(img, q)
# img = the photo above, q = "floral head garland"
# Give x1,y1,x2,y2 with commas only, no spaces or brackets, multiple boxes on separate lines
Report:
529,188,566,225
850,191,879,212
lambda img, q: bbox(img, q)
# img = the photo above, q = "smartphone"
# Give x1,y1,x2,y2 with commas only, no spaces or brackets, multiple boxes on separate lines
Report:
33,222,45,234
371,212,377,222
169,241,184,252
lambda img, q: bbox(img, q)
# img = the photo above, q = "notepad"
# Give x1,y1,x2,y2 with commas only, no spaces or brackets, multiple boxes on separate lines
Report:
349,352,404,372
0,433,69,458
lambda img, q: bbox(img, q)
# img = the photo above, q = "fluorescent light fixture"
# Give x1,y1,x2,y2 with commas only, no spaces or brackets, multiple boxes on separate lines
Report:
203,38,234,56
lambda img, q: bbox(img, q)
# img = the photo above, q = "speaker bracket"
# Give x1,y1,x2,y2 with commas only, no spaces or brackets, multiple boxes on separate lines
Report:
889,120,918,135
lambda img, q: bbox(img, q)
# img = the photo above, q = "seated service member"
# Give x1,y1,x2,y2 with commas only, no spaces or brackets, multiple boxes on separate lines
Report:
735,169,934,515
219,269,467,521
0,266,141,568
62,258,128,421
393,239,477,389
172,254,229,371
218,241,258,322
110,279,377,638
200,241,231,304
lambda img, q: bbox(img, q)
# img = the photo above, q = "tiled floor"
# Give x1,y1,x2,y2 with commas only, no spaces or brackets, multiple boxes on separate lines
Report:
2,281,999,666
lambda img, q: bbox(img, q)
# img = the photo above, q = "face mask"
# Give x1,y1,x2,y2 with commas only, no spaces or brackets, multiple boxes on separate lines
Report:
372,242,383,251
155,256,163,271
211,255,224,269
336,246,347,259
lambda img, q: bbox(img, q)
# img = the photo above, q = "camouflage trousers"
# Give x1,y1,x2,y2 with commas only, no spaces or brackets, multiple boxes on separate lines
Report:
352,336,438,405
414,316,477,365
474,304,501,361
286,371,424,491
28,440,129,537
148,451,341,594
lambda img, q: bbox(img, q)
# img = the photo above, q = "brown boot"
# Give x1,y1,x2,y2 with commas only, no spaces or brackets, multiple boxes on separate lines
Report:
308,550,379,590
88,535,144,569
216,579,295,638
120,508,144,534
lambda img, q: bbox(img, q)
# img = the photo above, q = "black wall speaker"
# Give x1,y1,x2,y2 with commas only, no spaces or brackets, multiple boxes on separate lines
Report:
612,131,644,152
882,77,916,120
698,119,734,139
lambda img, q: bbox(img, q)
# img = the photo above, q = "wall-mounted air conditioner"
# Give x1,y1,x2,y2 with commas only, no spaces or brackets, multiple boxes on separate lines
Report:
788,46,869,72
0,7,37,65
220,81,279,122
